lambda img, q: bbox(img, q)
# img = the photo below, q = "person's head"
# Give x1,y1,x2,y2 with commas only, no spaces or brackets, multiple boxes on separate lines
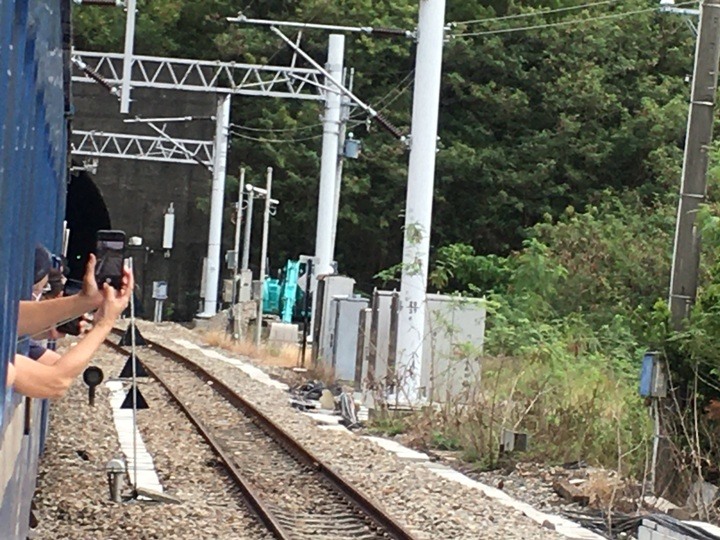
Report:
32,245,52,299
43,268,66,300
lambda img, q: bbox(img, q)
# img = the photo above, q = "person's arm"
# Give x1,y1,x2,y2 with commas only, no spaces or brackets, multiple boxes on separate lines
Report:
12,265,133,399
14,321,113,398
17,255,103,336
6,362,15,387
36,349,61,366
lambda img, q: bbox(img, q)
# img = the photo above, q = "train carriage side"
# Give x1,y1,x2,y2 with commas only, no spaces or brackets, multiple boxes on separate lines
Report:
0,0,71,538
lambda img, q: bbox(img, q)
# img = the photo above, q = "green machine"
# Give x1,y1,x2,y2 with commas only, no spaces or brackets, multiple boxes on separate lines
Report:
262,259,309,323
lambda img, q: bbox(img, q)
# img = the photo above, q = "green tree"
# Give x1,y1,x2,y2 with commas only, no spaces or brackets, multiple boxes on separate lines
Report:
73,0,695,291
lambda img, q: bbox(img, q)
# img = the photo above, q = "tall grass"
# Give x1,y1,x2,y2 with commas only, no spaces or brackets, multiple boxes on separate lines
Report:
202,330,305,368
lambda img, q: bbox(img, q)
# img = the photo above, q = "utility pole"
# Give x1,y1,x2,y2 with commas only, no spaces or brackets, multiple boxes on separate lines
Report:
331,68,354,253
241,185,254,271
395,0,447,401
309,34,345,340
314,34,345,278
199,93,231,317
668,0,720,330
256,167,273,347
231,167,246,306
120,0,137,113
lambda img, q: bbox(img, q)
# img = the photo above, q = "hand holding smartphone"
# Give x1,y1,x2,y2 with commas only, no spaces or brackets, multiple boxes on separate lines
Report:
94,230,126,290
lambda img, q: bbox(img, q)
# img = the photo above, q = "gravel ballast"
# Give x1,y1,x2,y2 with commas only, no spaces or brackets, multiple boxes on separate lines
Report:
33,342,270,540
134,321,566,540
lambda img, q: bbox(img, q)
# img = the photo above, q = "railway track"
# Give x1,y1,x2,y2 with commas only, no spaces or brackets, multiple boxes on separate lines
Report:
105,329,418,540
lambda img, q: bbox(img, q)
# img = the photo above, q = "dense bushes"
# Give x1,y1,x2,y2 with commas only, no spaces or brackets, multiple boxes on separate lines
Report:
399,194,677,474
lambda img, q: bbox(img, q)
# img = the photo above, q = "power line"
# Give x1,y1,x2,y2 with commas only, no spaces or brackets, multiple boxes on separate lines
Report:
229,130,324,143
230,121,323,133
453,2,696,37
374,70,414,109
230,120,365,145
451,0,619,26
376,74,414,114
348,70,414,121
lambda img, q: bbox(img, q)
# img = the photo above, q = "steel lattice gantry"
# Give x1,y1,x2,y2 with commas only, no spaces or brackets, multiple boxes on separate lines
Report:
71,47,327,316
71,51,325,101
71,130,214,166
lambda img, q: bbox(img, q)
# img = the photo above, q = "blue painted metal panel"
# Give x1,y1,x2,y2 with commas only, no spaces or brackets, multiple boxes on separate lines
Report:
0,0,70,538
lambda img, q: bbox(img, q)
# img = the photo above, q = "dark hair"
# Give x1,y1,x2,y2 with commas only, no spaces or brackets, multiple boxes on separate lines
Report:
34,245,52,285
44,268,65,298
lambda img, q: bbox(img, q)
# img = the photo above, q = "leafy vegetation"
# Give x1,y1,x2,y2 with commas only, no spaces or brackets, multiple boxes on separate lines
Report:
388,195,665,474
73,0,694,289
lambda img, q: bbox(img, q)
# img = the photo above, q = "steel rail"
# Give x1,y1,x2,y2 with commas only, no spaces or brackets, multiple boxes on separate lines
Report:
107,328,418,540
103,337,292,539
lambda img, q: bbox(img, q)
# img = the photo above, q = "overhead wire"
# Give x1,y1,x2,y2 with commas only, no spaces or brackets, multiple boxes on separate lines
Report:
451,0,619,26
229,119,365,145
227,0,337,138
229,130,325,143
346,69,414,124
373,70,414,111
375,72,414,114
229,122,324,133
453,2,696,38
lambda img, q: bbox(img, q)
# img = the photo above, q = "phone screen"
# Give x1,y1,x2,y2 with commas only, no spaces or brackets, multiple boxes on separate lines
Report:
95,237,125,289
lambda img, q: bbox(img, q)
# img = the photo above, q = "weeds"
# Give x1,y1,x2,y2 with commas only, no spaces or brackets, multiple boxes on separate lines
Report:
202,330,303,368
364,297,652,480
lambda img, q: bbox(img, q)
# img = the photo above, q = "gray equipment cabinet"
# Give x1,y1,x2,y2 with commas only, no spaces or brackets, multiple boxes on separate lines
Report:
330,296,369,383
366,290,399,387
312,275,355,367
420,294,486,402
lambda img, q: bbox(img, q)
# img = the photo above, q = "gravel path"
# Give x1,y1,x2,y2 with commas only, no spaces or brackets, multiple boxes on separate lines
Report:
33,342,270,540
134,321,565,540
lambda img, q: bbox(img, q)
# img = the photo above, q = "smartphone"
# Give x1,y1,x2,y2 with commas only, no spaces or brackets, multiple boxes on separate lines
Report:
94,230,126,290
56,318,81,336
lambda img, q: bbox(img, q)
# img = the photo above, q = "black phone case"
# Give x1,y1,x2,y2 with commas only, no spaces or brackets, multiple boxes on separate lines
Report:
95,231,125,290
56,318,81,336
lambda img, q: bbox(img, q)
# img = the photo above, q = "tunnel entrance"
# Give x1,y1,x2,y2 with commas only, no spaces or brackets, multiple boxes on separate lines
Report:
65,168,111,282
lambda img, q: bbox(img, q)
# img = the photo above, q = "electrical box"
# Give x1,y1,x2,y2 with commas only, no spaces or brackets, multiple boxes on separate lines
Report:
343,134,362,159
421,294,486,403
225,250,238,270
331,296,369,383
639,351,666,398
312,275,355,366
251,280,262,301
238,270,252,302
222,279,233,303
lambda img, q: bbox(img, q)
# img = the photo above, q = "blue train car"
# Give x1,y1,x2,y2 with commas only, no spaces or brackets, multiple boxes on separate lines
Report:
0,0,70,538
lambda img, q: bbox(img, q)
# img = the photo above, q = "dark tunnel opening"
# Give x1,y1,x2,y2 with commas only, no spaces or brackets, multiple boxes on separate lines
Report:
65,168,111,282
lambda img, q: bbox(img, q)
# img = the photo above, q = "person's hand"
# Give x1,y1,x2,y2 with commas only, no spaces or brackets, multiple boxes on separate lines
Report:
78,313,94,336
97,264,134,326
79,254,103,309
